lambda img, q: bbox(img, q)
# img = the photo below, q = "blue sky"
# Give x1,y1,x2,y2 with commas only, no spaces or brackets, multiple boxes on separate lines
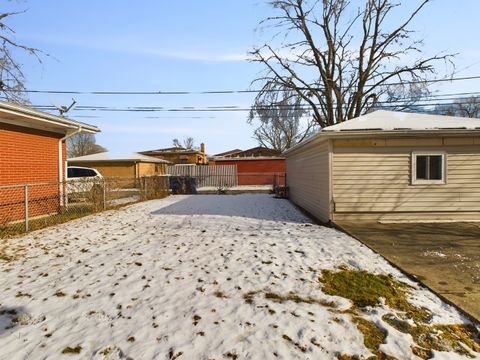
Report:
6,0,480,155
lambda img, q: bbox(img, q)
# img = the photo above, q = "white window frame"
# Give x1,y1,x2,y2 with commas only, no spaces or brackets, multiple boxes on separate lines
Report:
411,151,446,185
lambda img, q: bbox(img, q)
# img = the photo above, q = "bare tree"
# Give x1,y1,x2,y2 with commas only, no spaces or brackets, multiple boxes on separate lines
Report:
251,0,454,127
248,83,317,151
433,96,480,118
67,133,107,158
0,4,43,103
375,82,430,113
172,137,196,149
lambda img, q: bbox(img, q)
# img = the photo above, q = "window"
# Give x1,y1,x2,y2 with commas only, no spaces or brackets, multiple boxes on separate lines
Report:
67,167,98,178
412,152,446,184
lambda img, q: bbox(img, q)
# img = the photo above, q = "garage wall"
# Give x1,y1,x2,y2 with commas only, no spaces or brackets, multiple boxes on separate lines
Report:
68,161,135,178
285,138,331,222
332,137,480,221
138,162,167,176
213,158,285,185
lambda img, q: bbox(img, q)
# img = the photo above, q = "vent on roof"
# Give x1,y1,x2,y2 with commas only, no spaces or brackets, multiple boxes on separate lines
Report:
338,128,384,132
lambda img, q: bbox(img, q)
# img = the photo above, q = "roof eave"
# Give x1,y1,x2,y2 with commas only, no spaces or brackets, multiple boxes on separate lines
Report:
322,128,480,138
0,101,100,133
283,128,480,156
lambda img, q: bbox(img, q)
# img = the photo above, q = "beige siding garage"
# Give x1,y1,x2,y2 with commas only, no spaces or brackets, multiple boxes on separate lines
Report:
332,139,480,221
284,110,480,223
285,138,331,222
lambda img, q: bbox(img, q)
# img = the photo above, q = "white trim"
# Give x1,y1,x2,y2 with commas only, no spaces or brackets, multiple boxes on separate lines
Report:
0,101,99,133
411,151,446,185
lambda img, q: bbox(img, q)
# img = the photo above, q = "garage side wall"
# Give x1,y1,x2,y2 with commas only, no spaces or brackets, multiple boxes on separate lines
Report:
286,139,331,222
332,137,480,221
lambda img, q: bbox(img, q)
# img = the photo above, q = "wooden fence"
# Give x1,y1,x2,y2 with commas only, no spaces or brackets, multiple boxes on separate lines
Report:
167,165,238,188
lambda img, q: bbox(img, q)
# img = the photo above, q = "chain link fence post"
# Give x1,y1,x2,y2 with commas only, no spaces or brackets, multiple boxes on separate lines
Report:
24,184,29,233
103,179,107,210
143,176,147,200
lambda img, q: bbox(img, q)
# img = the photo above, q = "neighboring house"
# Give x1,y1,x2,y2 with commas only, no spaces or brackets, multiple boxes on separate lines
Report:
140,143,208,165
0,101,99,221
213,148,242,157
214,146,281,158
284,110,480,223
68,152,170,178
211,146,285,186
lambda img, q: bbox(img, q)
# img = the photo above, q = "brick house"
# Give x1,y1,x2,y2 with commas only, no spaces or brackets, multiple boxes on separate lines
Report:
0,101,99,222
210,147,285,186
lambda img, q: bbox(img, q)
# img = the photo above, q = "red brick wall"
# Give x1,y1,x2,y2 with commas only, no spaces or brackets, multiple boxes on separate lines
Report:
0,122,65,222
215,159,285,185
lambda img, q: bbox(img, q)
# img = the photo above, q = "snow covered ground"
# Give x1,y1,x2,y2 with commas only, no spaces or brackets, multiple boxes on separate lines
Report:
0,195,477,359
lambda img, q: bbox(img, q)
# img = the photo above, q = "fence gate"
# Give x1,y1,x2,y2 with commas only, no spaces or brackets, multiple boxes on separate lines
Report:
166,165,237,188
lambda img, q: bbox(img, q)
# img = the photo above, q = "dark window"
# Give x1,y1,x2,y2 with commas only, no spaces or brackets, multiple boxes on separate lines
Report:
415,155,443,181
67,168,97,178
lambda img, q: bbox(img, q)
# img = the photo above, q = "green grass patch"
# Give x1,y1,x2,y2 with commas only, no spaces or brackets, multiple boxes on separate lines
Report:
320,269,431,322
243,290,335,308
0,205,94,240
383,313,480,357
352,317,397,359
61,346,82,354
264,291,336,307
321,269,480,358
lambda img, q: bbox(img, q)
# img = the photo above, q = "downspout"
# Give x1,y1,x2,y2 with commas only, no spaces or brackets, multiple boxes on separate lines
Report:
59,126,82,206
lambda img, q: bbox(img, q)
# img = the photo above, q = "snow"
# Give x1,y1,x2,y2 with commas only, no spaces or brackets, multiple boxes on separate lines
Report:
0,194,477,359
321,110,480,132
423,250,447,258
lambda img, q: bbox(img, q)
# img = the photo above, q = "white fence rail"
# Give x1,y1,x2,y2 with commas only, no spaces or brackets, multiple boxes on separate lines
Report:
167,165,238,188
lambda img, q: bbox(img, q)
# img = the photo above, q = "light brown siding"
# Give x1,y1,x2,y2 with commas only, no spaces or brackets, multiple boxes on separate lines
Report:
68,161,135,177
286,139,331,222
332,141,480,221
138,162,166,176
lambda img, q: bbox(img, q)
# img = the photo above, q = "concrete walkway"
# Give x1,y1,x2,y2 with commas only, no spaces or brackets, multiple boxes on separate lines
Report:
337,221,480,321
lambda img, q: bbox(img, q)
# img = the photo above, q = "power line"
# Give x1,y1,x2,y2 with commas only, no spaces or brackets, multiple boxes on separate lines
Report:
30,102,480,113
28,92,480,113
8,75,480,96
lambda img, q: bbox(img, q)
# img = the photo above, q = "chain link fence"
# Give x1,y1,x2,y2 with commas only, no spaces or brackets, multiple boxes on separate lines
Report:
0,176,169,238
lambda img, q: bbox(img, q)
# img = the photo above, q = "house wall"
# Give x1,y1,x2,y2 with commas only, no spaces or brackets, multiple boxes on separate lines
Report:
332,136,480,221
213,159,285,185
285,139,331,222
0,122,65,222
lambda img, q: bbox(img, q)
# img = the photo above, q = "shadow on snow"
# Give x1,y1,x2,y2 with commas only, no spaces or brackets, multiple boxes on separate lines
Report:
151,194,310,223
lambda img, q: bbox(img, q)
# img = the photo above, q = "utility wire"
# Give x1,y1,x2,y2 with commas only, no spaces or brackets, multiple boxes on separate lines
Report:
7,75,480,96
29,92,480,113
30,102,480,113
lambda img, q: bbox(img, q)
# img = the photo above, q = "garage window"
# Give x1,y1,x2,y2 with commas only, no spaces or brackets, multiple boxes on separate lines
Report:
412,152,446,184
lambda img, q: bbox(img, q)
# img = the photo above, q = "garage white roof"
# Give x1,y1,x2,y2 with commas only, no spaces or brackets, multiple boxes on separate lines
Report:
68,152,170,164
322,110,480,132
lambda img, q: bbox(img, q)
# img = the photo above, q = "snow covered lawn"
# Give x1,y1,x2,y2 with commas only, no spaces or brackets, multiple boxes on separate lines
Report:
0,195,478,359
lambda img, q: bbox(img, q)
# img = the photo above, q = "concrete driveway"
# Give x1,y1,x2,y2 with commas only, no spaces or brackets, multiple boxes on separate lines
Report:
337,221,480,321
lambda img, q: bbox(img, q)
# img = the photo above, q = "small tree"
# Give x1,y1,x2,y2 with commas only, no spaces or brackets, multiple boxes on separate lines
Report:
172,137,196,149
67,133,107,158
251,0,454,127
248,84,317,151
0,5,43,103
433,96,480,118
